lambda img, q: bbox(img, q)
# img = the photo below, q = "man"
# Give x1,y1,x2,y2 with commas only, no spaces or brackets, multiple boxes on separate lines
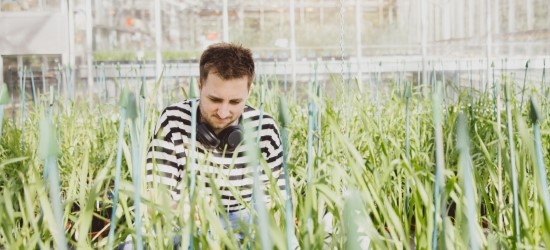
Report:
144,43,293,248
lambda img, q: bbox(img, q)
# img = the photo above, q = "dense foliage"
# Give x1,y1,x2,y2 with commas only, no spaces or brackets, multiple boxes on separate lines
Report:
1,73,550,249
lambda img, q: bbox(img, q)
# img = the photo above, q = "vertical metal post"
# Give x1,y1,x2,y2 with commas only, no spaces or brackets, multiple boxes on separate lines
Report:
223,0,229,42
108,1,115,50
86,0,93,103
355,0,363,92
486,0,492,81
507,0,514,54
290,0,296,99
421,0,427,87
61,0,74,100
60,1,68,66
434,3,439,41
494,0,500,34
155,0,163,108
68,0,75,68
0,56,3,86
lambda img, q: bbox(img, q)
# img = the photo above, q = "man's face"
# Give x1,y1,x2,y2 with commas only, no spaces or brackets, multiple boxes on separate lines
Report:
199,72,250,134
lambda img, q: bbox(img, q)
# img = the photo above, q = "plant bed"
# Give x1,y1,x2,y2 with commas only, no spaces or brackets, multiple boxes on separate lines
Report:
67,201,113,243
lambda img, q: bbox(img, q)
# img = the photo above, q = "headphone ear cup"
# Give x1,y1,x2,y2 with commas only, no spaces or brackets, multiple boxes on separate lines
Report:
196,122,220,149
217,125,243,151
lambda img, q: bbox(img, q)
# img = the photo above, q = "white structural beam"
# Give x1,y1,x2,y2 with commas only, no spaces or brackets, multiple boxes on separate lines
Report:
290,0,296,98
0,56,3,86
508,0,515,54
68,0,75,68
62,0,75,101
507,0,515,33
486,0,492,86
468,0,474,37
155,0,163,109
355,0,363,92
86,0,93,103
421,0,427,85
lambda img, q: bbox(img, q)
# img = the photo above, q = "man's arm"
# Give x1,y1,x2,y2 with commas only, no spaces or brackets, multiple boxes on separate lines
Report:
144,109,187,218
260,117,287,208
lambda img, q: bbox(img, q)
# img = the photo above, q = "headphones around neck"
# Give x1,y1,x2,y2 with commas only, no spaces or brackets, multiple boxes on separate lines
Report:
196,110,243,152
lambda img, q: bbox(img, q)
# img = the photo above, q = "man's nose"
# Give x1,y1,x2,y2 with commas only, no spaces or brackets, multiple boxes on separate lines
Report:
217,105,230,119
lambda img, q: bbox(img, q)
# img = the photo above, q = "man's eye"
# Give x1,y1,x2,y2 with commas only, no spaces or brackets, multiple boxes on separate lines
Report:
230,101,241,105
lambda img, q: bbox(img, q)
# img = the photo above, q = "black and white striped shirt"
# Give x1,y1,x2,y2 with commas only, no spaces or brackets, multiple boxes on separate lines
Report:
145,99,286,212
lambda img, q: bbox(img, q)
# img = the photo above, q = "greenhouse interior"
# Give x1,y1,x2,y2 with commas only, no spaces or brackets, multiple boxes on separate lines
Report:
1,0,550,249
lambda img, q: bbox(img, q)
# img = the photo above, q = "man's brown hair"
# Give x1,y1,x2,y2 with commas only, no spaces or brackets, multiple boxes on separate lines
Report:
199,43,255,88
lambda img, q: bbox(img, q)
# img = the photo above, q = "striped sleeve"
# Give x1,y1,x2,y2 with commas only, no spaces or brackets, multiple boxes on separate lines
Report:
145,108,185,201
259,116,287,205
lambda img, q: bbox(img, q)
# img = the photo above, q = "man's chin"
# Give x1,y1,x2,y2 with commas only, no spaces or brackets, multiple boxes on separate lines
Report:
210,122,230,131
206,118,236,130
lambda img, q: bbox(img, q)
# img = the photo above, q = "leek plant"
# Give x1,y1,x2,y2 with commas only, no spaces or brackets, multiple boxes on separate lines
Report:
107,88,131,249
520,61,530,111
504,78,521,245
41,64,46,94
529,96,550,246
28,68,37,110
456,112,481,250
431,81,446,250
279,95,297,250
38,112,67,250
19,66,27,148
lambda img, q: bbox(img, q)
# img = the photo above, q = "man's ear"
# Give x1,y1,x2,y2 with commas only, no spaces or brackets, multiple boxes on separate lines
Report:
198,80,202,90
